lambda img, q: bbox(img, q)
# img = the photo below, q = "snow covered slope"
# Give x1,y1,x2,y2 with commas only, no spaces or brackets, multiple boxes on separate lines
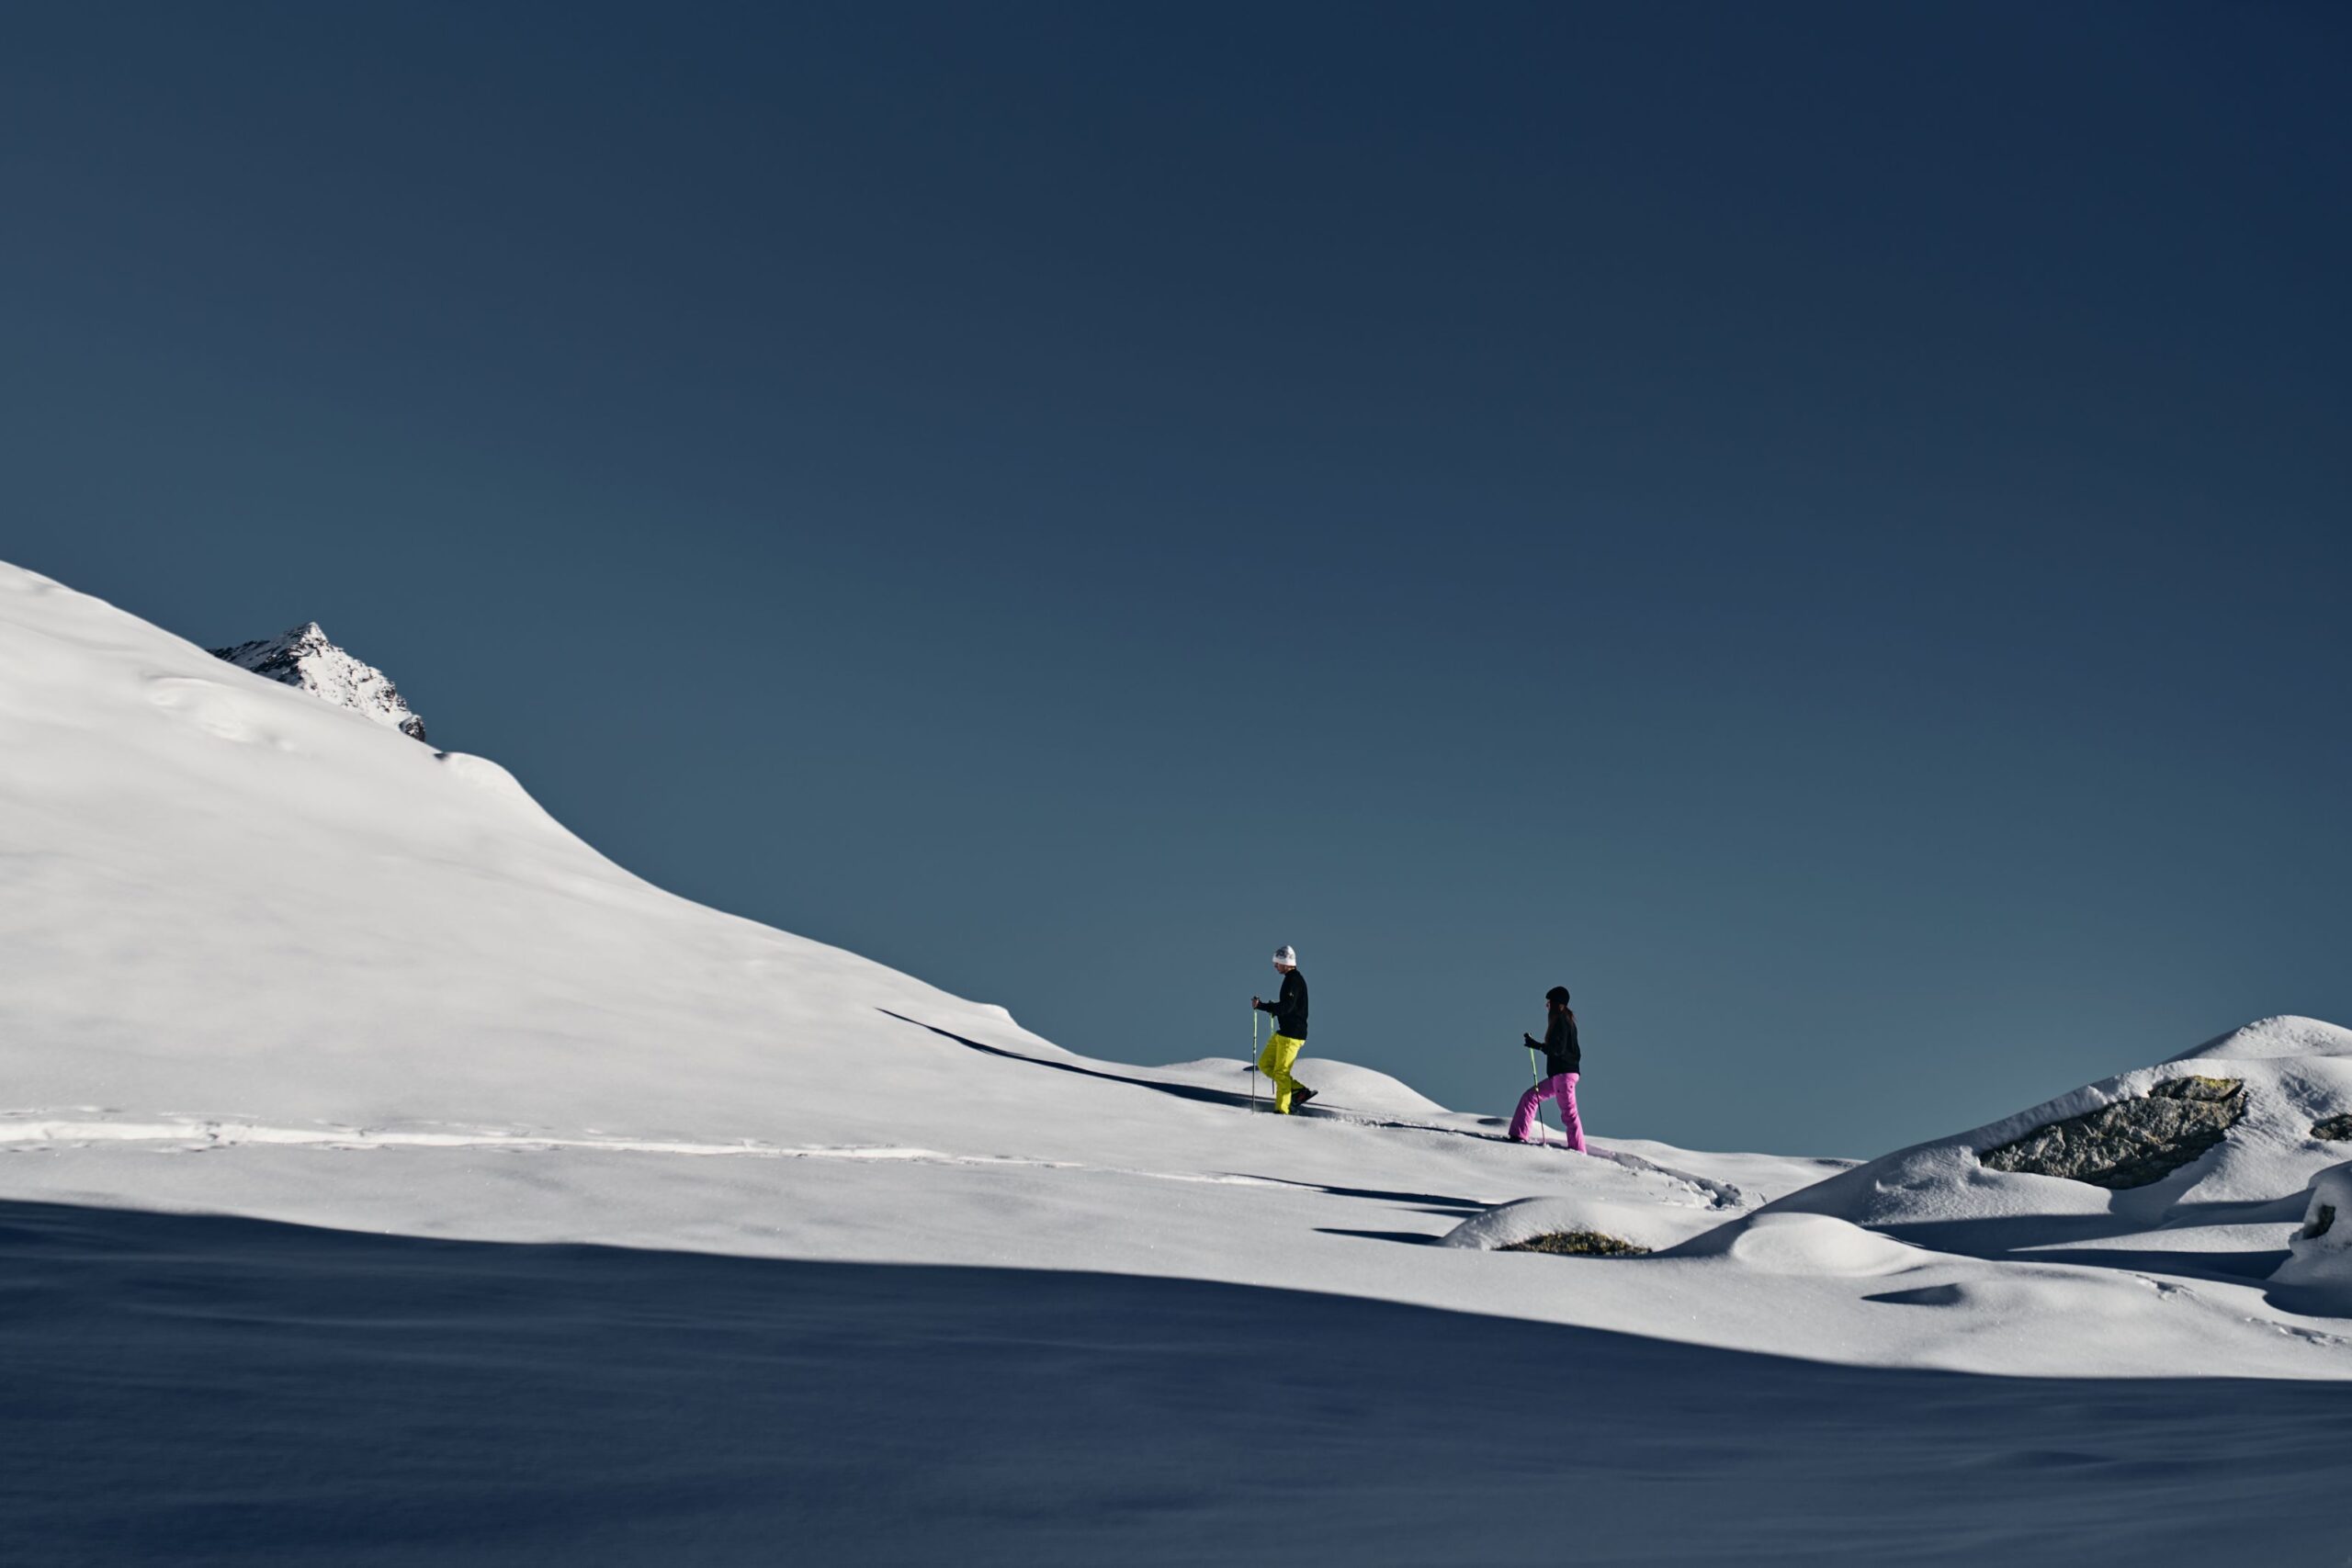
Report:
5,566,1035,1141
0,558,1785,1265
3,555,2349,1390
6,556,2352,1564
210,619,430,741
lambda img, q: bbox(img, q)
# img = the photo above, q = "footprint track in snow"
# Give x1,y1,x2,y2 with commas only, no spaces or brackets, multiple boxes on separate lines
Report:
0,1113,1286,1190
0,1111,1747,1213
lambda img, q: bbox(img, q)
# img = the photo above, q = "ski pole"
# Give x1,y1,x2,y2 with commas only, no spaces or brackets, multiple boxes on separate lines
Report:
1251,1008,1261,1114
1526,1045,1548,1147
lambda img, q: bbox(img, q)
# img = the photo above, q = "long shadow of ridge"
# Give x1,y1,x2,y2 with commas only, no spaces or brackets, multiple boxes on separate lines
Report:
879,1010,1521,1146
878,1008,1254,1108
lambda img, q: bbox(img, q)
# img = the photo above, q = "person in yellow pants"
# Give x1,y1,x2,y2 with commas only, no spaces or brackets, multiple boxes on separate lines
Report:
1251,944,1316,1113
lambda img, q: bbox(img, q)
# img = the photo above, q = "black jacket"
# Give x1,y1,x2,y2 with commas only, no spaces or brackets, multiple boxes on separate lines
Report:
1257,969,1308,1040
1528,1010,1579,1077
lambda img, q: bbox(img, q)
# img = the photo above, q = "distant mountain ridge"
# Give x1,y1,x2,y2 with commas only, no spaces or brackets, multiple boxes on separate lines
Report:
209,621,428,743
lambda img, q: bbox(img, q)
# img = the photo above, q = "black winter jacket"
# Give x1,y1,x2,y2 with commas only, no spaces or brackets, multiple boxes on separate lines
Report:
1530,1010,1579,1077
1257,969,1308,1040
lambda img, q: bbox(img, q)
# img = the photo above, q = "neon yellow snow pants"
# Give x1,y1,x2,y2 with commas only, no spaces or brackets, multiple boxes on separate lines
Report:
1257,1032,1306,1113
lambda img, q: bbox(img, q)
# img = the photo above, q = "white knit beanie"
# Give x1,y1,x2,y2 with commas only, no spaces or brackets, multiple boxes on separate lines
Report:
1272,944,1296,966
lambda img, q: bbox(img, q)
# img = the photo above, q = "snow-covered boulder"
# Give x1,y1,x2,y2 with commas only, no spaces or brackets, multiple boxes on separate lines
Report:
1442,1193,1723,1256
1766,1017,2352,1235
1441,1143,1774,1258
2270,1163,2352,1312
211,621,429,742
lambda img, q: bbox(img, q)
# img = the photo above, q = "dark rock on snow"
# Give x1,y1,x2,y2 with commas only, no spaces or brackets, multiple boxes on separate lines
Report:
1498,1230,1651,1258
1978,1076,2247,1190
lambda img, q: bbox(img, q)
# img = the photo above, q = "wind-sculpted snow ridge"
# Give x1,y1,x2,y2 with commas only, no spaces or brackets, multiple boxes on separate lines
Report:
210,619,430,741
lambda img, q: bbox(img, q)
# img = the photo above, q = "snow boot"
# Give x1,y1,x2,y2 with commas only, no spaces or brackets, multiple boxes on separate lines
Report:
1290,1085,1318,1111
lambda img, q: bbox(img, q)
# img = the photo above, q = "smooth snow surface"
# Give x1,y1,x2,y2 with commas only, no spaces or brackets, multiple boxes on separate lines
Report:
1676,1211,1928,1276
5,558,2350,1564
2183,1015,2352,1062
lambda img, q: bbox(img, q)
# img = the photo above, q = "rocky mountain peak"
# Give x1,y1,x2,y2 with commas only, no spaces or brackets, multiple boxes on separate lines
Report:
209,622,429,744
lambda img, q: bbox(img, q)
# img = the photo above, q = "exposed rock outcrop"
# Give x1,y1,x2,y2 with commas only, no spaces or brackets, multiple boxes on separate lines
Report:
1498,1230,1649,1257
211,622,428,743
2312,1113,2352,1142
1764,1019,2352,1235
1978,1077,2245,1190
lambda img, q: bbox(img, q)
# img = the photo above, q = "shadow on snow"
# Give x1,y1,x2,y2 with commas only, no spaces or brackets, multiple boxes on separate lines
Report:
2,1198,2346,1567
880,1010,1522,1145
1879,1200,2307,1286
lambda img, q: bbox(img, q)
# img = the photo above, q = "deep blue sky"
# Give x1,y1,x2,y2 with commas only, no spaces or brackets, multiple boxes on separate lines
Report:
6,3,2346,1155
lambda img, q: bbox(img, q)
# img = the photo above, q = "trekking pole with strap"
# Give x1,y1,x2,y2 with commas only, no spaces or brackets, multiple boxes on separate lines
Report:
1526,1043,1549,1147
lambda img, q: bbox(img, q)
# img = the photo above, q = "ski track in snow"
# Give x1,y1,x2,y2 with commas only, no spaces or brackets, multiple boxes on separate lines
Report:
0,1114,1289,1190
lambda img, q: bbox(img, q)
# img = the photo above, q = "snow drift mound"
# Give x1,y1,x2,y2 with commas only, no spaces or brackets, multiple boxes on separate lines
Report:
1767,1017,2352,1234
1154,1056,1447,1118
2271,1162,2352,1313
1665,1213,1927,1278
1441,1142,1782,1256
2180,1016,2352,1064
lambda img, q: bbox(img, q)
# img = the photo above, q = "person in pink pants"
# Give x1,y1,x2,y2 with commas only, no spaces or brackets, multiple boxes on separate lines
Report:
1509,986,1587,1152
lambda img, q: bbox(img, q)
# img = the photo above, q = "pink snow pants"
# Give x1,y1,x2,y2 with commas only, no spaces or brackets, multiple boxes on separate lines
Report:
1510,1071,1586,1151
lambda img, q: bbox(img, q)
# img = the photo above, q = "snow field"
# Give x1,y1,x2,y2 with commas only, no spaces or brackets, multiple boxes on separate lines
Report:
6,556,2352,1377
6,554,2352,1562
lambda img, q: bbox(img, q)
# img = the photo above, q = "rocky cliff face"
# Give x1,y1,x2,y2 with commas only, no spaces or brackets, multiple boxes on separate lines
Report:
209,622,429,743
